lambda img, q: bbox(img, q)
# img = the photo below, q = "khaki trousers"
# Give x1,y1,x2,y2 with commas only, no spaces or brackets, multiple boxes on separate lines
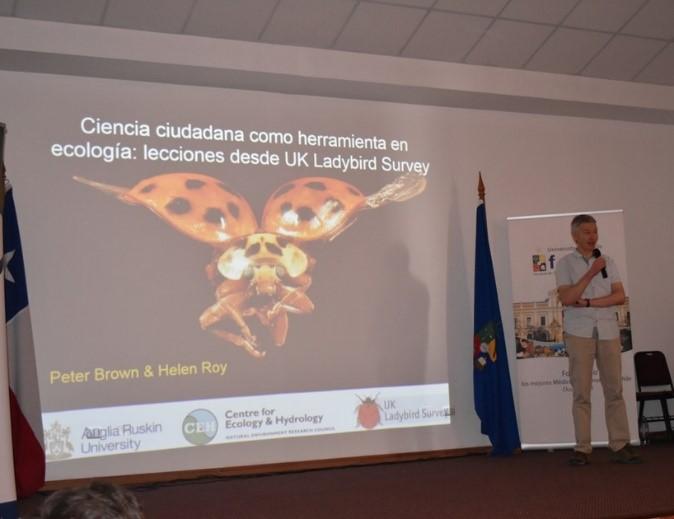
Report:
566,334,630,453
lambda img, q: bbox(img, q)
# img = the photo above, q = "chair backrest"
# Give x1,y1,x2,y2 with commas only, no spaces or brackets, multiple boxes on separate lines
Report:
634,350,674,391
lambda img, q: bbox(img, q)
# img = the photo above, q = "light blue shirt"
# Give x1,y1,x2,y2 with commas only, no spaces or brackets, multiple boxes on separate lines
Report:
554,250,621,340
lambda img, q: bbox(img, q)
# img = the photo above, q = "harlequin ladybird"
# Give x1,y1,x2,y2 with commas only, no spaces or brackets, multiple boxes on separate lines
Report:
356,395,382,430
74,172,426,358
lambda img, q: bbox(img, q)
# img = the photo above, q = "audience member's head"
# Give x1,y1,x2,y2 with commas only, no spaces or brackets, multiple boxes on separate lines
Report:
38,481,144,519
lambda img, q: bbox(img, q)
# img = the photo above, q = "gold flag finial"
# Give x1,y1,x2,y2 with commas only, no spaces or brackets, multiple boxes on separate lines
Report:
478,172,485,202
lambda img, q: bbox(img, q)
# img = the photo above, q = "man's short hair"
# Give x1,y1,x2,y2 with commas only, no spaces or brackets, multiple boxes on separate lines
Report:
39,481,144,519
571,214,596,233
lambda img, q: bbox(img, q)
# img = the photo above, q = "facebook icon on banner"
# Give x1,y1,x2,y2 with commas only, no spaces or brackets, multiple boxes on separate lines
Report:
532,253,556,274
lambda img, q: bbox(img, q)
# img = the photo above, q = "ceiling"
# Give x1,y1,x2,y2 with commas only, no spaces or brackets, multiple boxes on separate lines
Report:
1,0,673,87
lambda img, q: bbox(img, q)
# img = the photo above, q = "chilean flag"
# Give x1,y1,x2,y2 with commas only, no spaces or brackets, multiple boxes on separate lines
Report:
1,180,45,519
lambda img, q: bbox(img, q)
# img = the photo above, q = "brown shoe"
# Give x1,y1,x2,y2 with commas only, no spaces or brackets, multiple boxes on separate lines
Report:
612,444,642,464
568,451,589,466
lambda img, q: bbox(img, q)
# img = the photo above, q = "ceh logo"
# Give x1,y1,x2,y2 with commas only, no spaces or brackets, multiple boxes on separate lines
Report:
182,409,218,446
532,253,556,274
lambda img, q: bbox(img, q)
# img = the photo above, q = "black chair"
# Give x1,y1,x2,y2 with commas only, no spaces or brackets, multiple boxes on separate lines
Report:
634,350,674,442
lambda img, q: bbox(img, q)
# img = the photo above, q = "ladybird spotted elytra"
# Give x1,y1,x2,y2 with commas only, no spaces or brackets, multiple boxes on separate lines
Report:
74,172,426,359
356,395,382,430
74,173,258,246
261,177,365,241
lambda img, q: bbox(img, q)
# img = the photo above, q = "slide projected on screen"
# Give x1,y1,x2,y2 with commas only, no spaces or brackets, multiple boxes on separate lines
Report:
3,71,453,480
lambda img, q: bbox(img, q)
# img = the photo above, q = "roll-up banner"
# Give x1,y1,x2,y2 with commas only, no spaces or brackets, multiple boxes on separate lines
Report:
507,210,638,449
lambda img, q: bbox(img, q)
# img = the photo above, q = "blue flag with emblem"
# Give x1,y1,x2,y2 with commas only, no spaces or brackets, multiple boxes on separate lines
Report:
473,174,520,455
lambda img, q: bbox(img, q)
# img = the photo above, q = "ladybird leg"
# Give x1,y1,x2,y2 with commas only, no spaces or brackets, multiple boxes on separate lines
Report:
266,273,314,318
199,296,242,331
289,272,313,290
214,278,248,299
270,310,289,347
267,286,314,321
200,297,264,358
199,292,257,345
210,329,266,358
251,305,272,327
280,289,315,314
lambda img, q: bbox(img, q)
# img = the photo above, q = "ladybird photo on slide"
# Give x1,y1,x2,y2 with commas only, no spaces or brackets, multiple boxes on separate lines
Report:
73,172,426,360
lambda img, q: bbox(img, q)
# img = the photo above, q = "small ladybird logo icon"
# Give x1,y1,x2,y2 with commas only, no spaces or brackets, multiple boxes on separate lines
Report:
356,394,382,430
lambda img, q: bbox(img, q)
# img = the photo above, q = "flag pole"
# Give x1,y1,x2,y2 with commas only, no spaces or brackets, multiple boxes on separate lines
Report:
478,171,485,202
1,122,6,212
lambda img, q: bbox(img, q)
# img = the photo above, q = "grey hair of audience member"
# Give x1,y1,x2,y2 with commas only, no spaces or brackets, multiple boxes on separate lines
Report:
38,481,144,519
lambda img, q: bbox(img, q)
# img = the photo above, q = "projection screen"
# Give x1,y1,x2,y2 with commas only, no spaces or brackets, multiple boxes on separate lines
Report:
2,71,455,480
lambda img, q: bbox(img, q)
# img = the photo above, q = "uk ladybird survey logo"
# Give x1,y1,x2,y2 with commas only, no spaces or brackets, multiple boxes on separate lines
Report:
182,409,218,446
355,394,383,430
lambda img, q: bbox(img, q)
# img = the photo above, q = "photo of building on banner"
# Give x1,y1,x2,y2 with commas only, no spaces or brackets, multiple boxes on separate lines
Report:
506,211,638,449
513,256,631,361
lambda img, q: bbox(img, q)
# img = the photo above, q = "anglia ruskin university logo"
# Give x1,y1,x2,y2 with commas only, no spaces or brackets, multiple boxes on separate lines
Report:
182,409,218,446
532,253,556,274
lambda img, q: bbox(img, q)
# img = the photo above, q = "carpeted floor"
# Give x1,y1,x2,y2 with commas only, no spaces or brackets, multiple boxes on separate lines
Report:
20,442,674,519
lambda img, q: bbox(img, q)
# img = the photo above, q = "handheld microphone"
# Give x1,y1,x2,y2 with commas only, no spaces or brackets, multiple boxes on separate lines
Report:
592,248,608,278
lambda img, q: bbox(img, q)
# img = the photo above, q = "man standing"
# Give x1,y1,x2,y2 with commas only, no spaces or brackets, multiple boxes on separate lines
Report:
555,214,639,465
